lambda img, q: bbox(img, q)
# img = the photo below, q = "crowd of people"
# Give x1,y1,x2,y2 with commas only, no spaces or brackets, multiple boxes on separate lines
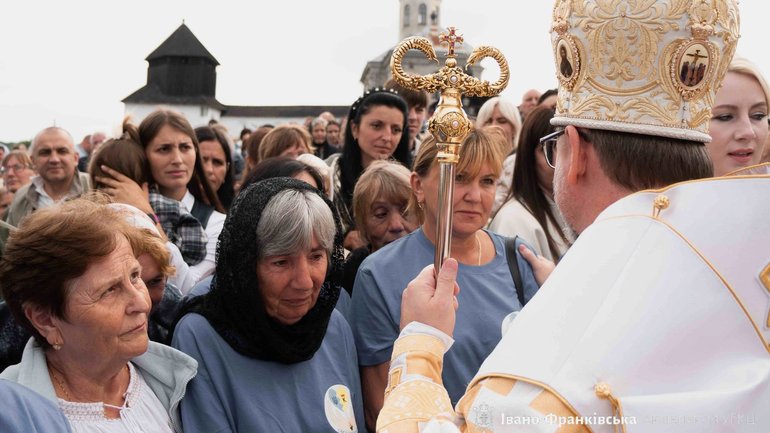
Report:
0,1,769,432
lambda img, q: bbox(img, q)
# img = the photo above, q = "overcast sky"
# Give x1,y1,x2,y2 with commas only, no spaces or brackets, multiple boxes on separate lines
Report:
1,1,767,142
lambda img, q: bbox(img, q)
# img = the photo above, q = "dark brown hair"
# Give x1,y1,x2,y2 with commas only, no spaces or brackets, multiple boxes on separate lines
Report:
257,124,312,163
507,106,570,259
587,129,713,190
89,120,149,189
384,78,429,109
195,125,235,209
243,125,274,167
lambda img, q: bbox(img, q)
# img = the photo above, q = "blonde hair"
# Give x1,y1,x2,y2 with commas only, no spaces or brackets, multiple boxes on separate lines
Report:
257,124,313,163
353,160,413,244
728,57,770,109
135,230,175,277
475,97,522,154
409,127,507,222
2,150,33,170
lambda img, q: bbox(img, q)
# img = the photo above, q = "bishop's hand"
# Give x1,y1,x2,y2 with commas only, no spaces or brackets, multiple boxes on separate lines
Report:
400,259,460,337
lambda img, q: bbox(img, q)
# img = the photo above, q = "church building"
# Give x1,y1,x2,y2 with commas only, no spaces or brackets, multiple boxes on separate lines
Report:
123,24,348,134
123,2,486,133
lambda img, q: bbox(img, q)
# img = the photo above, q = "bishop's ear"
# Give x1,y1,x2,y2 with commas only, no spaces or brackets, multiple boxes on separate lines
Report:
564,125,589,184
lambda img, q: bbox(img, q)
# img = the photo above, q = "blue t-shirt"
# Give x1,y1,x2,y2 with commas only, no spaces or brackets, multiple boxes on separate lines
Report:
0,379,72,433
172,311,365,433
350,228,538,403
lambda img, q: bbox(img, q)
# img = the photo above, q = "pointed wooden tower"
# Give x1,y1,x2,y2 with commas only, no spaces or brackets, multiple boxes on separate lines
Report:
123,23,225,123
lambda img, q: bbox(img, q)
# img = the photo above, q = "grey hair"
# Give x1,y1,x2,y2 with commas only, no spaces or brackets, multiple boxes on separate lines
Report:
310,117,328,129
256,189,335,259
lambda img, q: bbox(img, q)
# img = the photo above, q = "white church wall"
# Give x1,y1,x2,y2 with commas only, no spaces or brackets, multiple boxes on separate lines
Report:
123,103,222,129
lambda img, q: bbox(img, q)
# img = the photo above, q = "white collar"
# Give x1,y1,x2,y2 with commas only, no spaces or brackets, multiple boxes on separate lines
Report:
180,190,194,213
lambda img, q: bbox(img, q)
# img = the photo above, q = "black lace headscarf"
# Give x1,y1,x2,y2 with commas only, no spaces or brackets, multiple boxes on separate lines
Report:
175,178,344,364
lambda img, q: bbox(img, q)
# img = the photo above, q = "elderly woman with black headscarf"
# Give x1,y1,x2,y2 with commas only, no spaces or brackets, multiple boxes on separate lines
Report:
171,178,364,433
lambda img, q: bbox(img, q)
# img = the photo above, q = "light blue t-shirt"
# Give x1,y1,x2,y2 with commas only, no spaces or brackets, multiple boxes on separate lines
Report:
0,379,72,433
350,228,538,404
172,311,365,433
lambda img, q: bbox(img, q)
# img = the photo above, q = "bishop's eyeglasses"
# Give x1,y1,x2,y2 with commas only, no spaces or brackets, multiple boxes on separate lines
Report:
539,129,564,169
539,128,590,169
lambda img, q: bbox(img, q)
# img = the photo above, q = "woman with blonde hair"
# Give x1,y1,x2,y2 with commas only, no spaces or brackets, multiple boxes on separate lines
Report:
342,160,417,294
256,124,312,163
349,128,539,431
707,57,769,175
1,150,35,195
475,97,524,211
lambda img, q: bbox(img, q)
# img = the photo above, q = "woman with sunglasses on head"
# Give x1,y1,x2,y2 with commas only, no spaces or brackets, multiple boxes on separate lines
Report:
350,128,540,431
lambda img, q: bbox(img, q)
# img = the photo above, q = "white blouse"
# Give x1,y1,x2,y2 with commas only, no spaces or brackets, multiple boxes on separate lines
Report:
179,190,226,288
58,363,173,433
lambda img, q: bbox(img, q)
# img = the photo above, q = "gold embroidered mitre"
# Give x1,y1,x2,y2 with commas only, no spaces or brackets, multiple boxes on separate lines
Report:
550,0,740,142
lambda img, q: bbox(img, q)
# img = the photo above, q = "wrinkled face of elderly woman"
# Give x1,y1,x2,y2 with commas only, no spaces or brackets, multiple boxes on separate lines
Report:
253,189,335,325
365,197,417,251
256,235,328,325
49,236,151,362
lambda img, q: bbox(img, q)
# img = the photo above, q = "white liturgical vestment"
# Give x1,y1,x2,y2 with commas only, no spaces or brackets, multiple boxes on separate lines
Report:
377,165,770,433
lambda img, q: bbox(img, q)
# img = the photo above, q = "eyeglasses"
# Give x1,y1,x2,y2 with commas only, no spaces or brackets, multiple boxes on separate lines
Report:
0,164,29,175
539,128,590,169
539,129,565,169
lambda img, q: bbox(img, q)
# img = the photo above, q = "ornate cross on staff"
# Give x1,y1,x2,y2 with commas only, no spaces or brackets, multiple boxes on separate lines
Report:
439,27,464,57
390,27,510,270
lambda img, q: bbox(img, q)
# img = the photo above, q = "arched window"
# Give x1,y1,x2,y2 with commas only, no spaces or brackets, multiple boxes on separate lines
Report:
403,5,410,27
418,3,427,25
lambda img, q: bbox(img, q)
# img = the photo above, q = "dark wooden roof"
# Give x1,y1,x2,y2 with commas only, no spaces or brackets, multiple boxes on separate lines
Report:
222,105,350,118
122,83,226,109
146,24,219,65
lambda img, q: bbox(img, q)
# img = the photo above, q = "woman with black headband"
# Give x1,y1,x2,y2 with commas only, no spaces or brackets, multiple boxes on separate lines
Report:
171,178,364,433
328,88,412,250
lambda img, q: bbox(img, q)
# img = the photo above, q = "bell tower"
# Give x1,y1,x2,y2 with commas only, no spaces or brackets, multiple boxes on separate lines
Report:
399,0,442,41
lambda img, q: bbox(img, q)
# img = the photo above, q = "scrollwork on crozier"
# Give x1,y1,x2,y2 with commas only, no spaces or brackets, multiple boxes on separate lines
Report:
390,37,442,93
391,35,508,98
464,46,510,96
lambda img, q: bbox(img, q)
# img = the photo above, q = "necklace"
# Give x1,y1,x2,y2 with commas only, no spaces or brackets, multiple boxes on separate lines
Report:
475,232,482,266
50,365,73,402
49,363,130,409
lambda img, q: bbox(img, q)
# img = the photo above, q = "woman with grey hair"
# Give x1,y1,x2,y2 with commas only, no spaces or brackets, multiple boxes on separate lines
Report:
311,116,340,160
171,178,364,433
476,96,524,212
